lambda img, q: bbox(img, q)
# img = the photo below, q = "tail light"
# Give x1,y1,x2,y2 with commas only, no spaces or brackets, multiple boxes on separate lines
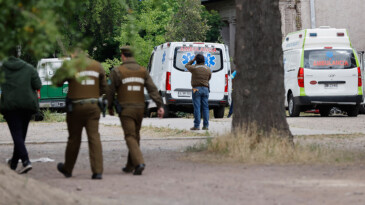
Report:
37,89,41,99
358,67,362,87
298,67,304,88
166,72,171,92
224,74,228,94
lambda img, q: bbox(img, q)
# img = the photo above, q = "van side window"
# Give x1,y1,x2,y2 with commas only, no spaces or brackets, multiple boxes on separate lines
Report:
147,53,154,73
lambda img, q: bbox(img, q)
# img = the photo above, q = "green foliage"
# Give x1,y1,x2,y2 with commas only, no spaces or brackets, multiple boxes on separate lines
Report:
63,0,127,62
0,0,224,81
117,0,177,66
0,114,5,122
165,0,209,42
51,53,90,85
202,9,224,43
41,109,65,122
0,0,69,59
101,58,122,76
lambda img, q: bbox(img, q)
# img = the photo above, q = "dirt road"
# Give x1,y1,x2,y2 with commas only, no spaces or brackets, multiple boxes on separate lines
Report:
1,116,365,204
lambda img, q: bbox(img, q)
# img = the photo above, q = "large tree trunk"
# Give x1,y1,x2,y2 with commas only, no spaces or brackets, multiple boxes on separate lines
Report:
232,0,292,140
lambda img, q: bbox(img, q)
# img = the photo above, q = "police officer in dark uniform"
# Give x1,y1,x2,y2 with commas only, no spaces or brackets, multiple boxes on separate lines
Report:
52,50,107,180
108,46,164,175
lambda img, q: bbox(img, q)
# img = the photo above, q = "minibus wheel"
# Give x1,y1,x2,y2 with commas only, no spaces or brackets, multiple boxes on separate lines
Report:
347,105,360,117
319,106,330,117
213,106,225,118
33,111,44,121
288,94,300,117
359,104,365,114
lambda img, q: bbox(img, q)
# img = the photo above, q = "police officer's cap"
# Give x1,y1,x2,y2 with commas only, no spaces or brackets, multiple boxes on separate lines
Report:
120,46,133,57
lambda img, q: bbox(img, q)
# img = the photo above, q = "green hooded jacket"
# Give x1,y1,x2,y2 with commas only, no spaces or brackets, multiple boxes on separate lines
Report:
0,57,41,114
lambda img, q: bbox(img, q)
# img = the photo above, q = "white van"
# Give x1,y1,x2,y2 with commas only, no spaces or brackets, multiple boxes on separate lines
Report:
283,27,362,117
146,42,232,118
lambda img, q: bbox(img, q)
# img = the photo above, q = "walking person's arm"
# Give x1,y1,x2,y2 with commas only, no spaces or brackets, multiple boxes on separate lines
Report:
145,71,164,118
106,69,119,116
185,56,196,72
31,67,42,90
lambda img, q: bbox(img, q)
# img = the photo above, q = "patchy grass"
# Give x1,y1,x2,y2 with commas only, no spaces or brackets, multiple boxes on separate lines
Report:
0,114,5,122
185,130,365,165
296,133,363,140
141,125,210,138
41,110,66,122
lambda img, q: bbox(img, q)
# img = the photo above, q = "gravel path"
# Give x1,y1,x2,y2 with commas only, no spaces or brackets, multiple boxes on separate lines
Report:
1,115,365,204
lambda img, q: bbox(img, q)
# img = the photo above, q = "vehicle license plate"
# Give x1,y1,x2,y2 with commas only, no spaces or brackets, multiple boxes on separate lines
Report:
324,83,338,88
178,91,191,97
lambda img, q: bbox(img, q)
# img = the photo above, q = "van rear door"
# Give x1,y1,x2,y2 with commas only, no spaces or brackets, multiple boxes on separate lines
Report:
303,49,359,96
172,45,225,100
46,61,65,98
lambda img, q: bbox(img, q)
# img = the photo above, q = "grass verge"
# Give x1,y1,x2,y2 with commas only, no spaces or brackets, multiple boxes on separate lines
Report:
141,125,210,138
186,132,365,165
41,110,66,122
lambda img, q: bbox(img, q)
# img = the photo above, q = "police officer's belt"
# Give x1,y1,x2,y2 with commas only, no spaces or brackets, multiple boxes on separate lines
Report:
72,98,98,104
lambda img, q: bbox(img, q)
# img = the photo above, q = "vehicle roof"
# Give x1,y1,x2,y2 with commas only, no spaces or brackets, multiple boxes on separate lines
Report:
154,42,226,50
282,27,352,51
38,58,70,63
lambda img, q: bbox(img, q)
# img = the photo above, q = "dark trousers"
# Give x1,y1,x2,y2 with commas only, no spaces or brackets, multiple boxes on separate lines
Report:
64,103,103,175
228,101,233,117
119,108,145,168
4,111,32,167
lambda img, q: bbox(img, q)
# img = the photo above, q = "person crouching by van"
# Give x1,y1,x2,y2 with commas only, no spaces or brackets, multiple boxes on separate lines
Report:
0,49,42,174
52,49,107,180
107,46,164,175
185,54,212,130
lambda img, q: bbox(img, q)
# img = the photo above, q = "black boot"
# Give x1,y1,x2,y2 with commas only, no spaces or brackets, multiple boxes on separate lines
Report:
133,164,145,175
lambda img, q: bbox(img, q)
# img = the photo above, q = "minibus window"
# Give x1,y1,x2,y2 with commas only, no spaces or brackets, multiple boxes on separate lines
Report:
304,49,357,69
45,62,62,77
173,46,223,72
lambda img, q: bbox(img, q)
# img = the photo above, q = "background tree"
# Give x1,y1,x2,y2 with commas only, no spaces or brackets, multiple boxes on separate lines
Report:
233,0,292,141
60,0,126,62
0,0,74,60
165,0,209,42
202,9,224,43
117,0,178,66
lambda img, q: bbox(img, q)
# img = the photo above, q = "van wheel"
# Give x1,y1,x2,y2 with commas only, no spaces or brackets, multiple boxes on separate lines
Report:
144,108,151,118
359,104,365,114
319,106,330,117
214,106,225,118
288,94,300,117
347,105,360,117
33,111,44,121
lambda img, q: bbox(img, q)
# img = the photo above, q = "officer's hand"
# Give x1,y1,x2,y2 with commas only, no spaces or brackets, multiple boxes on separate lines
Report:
108,108,114,116
157,107,165,118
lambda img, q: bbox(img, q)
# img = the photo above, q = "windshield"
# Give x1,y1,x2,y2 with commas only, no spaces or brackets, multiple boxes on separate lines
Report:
40,62,63,77
304,49,357,69
174,46,223,72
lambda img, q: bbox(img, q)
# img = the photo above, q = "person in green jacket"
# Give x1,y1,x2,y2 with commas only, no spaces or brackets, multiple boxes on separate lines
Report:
0,51,41,174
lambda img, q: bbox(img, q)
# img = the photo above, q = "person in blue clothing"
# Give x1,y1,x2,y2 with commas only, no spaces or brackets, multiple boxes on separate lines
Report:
185,54,212,130
227,70,236,118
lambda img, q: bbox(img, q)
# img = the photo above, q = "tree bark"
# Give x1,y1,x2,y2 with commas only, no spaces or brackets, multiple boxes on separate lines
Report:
233,0,292,140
